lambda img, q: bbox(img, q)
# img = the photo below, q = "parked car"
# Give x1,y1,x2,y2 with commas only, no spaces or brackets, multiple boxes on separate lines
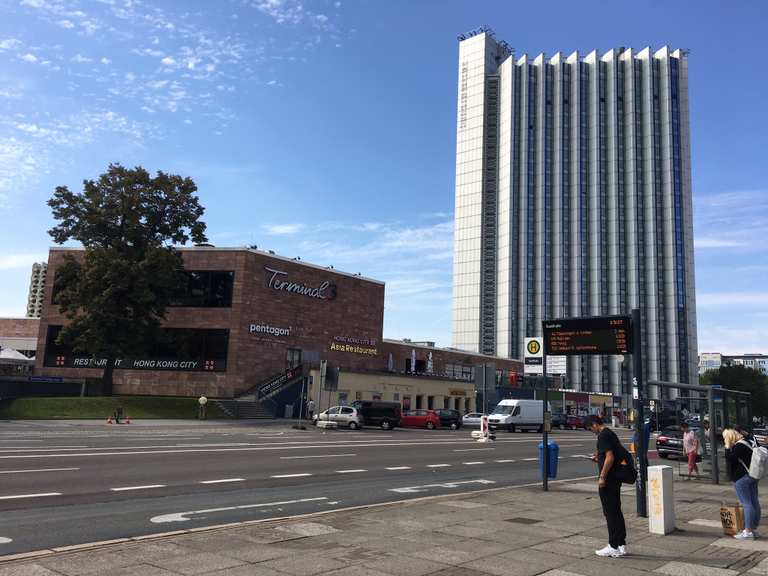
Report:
313,405,362,429
435,409,462,430
351,400,402,430
401,409,440,429
566,414,584,430
462,412,484,427
551,413,567,430
656,425,697,459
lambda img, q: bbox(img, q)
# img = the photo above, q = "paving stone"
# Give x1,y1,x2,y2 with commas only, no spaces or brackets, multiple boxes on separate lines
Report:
712,538,768,552
530,541,593,559
152,552,247,575
458,554,554,576
220,544,297,563
436,524,498,538
82,564,180,576
427,568,498,576
363,555,452,576
259,553,348,576
654,561,738,576
537,571,588,576
39,550,136,576
322,567,393,576
0,564,63,576
274,522,339,537
438,501,489,509
205,565,286,576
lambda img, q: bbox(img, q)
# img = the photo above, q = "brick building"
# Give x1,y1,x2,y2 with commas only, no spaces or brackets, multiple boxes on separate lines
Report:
0,317,39,358
35,247,522,407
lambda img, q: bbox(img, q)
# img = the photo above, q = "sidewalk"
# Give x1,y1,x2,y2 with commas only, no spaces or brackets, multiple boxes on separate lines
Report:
1,474,766,576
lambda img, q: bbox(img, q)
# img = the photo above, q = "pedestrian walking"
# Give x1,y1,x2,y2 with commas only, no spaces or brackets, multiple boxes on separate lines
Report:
307,398,315,420
198,395,208,420
586,414,627,557
681,422,699,478
698,420,710,459
724,426,761,540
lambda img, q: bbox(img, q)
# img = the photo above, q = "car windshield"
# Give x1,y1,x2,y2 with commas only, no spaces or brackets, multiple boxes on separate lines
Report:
492,405,514,415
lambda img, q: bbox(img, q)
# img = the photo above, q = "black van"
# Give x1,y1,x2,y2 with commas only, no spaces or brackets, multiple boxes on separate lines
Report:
351,400,402,430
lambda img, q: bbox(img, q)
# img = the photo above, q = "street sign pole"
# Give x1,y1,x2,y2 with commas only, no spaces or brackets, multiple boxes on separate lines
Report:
542,342,549,492
632,308,648,517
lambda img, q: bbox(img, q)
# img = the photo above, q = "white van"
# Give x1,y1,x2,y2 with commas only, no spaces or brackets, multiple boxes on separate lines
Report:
487,399,550,432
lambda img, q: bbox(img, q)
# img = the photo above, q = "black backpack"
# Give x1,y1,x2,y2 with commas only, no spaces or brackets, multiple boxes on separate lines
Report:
614,445,637,485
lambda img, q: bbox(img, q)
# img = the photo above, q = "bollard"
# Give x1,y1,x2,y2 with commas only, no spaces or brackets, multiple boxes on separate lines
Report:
648,465,675,534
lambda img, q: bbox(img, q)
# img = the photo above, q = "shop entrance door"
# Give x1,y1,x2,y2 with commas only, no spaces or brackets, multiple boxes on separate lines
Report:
415,395,423,409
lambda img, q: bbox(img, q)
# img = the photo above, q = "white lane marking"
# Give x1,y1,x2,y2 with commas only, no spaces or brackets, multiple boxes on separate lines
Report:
0,537,11,544
280,454,356,460
0,492,62,500
453,448,494,452
111,484,166,492
335,469,366,474
386,466,411,470
200,478,245,484
271,473,312,479
495,459,516,463
427,464,451,468
390,479,495,494
0,467,79,474
150,497,329,523
0,438,593,459
463,462,485,465
522,457,537,461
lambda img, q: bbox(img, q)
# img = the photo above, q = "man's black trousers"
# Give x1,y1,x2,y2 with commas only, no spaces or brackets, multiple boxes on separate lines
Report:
599,482,626,549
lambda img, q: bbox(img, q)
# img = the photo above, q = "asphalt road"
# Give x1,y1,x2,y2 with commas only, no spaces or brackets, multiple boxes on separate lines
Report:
0,419,635,555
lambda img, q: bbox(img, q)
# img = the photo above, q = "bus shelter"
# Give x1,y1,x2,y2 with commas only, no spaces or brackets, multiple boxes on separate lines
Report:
648,380,752,484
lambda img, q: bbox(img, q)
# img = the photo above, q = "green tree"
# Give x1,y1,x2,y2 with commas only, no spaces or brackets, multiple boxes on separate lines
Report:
48,164,207,394
701,365,768,419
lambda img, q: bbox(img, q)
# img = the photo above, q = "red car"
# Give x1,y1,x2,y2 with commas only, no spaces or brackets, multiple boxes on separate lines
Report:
401,409,441,429
566,415,584,430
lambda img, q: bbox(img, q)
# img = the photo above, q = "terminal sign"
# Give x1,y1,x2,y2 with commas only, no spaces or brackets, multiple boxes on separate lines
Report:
543,315,632,356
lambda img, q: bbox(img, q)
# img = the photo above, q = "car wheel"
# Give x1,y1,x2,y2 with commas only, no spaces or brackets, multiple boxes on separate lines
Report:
537,425,543,433
559,424,565,430
509,425,515,433
349,422,358,430
450,422,458,431
381,420,391,430
658,452,668,459
426,421,435,430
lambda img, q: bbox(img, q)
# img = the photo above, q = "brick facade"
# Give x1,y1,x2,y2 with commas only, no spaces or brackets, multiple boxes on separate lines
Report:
0,318,39,338
35,247,521,398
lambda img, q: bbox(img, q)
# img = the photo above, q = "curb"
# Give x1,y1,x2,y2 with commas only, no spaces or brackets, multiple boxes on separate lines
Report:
0,474,598,564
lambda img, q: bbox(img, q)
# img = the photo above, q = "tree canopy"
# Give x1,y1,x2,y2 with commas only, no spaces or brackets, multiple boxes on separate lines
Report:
48,164,207,394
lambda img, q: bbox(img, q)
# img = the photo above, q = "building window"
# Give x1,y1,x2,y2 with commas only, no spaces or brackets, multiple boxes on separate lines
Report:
171,271,234,308
44,325,229,371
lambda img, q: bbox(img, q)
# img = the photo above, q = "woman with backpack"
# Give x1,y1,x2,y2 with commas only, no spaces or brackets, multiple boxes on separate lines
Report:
724,426,761,540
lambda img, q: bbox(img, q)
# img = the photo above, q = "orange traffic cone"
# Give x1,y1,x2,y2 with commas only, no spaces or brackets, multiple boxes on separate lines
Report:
124,415,131,424
107,415,113,424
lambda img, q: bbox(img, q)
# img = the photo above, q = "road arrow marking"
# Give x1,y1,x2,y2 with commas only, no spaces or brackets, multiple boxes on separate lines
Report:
389,479,495,494
150,497,329,524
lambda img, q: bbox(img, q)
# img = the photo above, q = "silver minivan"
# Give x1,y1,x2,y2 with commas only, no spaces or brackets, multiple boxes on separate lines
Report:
313,405,362,429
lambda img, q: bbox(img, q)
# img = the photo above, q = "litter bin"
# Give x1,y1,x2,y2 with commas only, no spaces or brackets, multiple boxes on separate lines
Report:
538,441,559,478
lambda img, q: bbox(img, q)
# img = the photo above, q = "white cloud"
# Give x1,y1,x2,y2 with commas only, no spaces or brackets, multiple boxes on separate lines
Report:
100,57,111,64
697,324,768,355
160,56,176,66
20,0,46,7
264,224,304,235
0,38,21,50
71,53,92,63
266,79,277,86
697,292,768,308
57,19,75,29
20,53,38,63
695,237,747,249
0,253,47,270
254,0,305,25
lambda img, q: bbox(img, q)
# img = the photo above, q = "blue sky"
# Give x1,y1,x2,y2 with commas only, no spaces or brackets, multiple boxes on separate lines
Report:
0,0,766,355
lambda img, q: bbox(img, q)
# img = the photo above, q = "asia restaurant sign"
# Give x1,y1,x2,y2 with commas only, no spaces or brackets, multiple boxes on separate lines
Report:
329,335,378,356
264,267,337,301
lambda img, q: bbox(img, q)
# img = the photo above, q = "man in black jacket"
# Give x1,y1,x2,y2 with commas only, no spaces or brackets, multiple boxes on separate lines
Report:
586,415,627,557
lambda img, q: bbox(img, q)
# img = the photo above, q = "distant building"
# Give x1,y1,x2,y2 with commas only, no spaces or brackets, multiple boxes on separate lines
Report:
698,352,768,376
698,352,722,374
26,262,47,318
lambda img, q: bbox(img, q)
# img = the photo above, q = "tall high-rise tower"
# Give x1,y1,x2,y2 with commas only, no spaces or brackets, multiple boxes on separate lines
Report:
26,262,47,318
452,28,698,394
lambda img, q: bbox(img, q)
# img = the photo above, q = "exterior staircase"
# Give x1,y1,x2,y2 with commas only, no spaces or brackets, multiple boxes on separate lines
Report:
218,365,307,419
214,400,274,419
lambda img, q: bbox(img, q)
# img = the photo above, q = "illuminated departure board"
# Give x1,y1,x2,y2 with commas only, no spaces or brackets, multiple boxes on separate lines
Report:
543,316,632,356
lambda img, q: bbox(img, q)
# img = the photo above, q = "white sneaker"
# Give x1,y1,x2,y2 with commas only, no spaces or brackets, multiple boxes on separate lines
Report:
595,545,621,557
734,530,755,540
617,545,627,556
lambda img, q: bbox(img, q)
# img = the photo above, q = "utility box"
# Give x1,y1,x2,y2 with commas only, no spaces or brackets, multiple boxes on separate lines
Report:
648,465,675,534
